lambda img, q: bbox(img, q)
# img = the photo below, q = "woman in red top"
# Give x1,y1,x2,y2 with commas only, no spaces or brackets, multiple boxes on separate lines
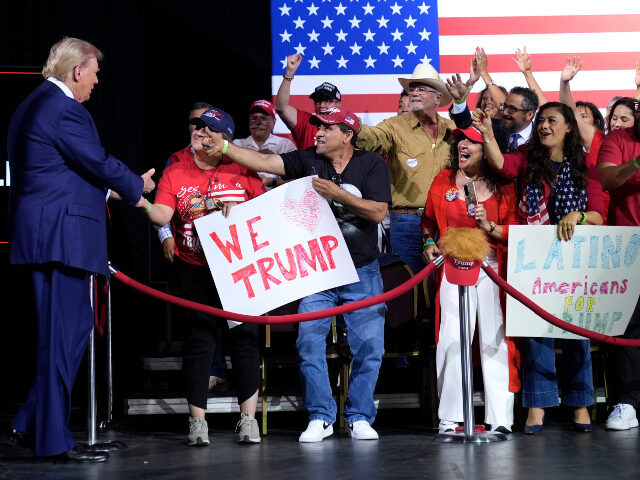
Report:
143,108,266,445
475,102,605,434
422,126,520,434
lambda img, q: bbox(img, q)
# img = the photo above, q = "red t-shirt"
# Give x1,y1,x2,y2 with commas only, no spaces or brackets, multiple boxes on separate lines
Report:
155,157,266,266
585,129,610,222
168,145,193,166
597,127,640,226
291,110,318,150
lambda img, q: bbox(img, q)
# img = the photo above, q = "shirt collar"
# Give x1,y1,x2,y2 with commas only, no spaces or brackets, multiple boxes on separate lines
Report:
47,77,74,99
516,121,533,142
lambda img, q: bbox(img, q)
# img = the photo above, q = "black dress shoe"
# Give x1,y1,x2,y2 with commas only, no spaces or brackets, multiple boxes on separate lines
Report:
53,445,109,463
3,429,34,449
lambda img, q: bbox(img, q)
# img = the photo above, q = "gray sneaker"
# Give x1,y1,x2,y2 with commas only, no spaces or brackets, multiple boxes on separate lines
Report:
236,412,261,444
187,416,210,446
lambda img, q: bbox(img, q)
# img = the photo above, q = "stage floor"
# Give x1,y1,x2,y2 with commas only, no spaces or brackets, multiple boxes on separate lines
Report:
1,415,639,480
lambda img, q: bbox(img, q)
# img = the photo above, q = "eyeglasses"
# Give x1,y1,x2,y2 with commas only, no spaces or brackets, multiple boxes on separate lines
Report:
500,103,531,114
407,86,439,95
249,115,270,123
331,174,343,185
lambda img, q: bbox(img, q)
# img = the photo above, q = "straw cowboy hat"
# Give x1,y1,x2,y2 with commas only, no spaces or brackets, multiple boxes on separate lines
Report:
398,63,452,106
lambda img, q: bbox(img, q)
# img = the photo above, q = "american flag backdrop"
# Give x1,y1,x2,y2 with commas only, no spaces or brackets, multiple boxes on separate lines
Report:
270,0,640,134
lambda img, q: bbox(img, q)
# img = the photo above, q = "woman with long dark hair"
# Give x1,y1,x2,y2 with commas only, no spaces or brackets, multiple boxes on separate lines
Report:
474,102,606,433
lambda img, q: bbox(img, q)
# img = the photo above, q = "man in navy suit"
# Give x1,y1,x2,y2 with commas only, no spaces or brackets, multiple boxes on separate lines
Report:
5,37,154,462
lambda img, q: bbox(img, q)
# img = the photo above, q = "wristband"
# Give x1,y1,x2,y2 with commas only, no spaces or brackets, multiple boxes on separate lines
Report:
485,81,494,87
578,212,587,225
283,73,294,80
454,97,467,105
485,135,495,144
144,199,151,214
221,139,229,155
632,156,640,170
423,239,436,248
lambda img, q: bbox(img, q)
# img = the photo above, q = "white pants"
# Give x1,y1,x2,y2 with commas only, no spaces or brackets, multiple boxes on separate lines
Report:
436,255,514,428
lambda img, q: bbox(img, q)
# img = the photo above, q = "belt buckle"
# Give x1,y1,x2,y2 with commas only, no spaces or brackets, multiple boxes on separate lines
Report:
417,207,424,216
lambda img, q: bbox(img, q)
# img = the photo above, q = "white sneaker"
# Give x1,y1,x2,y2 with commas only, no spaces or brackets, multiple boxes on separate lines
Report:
606,403,639,430
208,376,225,390
348,420,379,440
299,420,333,443
438,419,459,434
187,416,210,446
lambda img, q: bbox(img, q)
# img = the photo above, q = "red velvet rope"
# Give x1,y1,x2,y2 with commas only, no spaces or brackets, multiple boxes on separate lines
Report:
111,261,437,325
482,263,640,347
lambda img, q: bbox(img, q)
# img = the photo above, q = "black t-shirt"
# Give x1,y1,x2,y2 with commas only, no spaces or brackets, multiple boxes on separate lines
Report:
281,147,391,268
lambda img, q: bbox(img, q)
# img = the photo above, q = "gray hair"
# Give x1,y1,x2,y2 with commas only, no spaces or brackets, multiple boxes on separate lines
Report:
42,37,103,82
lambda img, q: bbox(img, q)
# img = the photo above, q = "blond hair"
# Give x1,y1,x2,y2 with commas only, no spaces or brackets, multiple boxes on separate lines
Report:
42,37,103,82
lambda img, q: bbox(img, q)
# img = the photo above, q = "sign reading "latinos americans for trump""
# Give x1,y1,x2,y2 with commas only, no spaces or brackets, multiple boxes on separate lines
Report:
506,226,640,339
195,176,359,317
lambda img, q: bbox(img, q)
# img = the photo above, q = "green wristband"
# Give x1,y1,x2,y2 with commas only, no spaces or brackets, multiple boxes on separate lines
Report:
632,156,640,170
579,212,587,225
144,199,151,214
221,139,229,155
423,239,436,248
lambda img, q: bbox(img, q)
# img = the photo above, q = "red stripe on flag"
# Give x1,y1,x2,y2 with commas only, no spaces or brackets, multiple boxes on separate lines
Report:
438,14,640,35
441,52,640,74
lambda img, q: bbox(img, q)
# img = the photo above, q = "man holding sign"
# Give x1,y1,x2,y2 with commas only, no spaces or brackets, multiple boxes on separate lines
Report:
203,107,391,442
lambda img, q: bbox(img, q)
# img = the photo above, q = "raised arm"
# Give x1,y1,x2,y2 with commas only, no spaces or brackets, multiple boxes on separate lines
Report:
634,62,640,101
471,108,504,171
275,54,303,131
559,57,596,150
513,47,547,106
202,130,286,177
474,47,507,108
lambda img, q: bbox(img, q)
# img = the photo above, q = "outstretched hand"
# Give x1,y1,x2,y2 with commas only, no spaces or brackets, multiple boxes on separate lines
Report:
474,47,489,76
141,168,156,194
635,62,640,89
561,56,582,83
201,129,225,157
445,73,469,101
512,47,532,73
471,107,493,139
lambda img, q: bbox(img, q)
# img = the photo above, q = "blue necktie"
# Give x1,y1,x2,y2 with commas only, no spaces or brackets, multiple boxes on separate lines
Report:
508,133,521,152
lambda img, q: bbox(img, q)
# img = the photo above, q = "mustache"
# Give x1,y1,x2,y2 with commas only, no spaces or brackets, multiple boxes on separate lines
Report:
249,124,268,131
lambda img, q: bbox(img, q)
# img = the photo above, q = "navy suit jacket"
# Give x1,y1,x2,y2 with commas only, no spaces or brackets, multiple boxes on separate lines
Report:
7,80,143,276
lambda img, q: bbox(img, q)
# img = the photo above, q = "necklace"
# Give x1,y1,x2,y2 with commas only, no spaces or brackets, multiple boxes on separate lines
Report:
193,156,222,211
460,169,475,181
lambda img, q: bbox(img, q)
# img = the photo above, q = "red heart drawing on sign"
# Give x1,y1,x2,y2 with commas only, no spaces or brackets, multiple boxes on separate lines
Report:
280,188,323,233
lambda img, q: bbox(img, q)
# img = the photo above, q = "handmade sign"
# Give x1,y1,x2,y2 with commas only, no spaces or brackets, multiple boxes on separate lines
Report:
194,176,359,316
506,225,640,339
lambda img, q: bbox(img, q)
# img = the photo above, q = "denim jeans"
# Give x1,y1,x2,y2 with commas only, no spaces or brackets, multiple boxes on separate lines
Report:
390,212,425,276
522,337,593,408
297,259,386,425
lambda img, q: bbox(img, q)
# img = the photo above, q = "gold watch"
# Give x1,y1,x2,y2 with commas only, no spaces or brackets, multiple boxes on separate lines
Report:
488,221,497,233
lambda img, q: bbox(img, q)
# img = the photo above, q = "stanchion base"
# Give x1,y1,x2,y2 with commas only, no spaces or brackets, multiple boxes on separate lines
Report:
81,440,128,452
434,431,507,443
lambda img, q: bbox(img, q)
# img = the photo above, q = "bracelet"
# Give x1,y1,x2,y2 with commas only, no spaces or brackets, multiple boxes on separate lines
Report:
454,97,467,105
487,221,497,233
283,73,294,80
144,199,151,214
423,239,436,248
632,156,640,170
484,135,495,144
221,139,229,155
486,81,494,87
578,212,587,225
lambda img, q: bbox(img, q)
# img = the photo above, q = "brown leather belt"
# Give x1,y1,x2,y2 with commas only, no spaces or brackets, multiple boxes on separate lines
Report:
391,207,424,215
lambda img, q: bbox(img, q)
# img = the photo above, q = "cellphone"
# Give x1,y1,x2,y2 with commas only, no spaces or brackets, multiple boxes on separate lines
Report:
463,182,478,217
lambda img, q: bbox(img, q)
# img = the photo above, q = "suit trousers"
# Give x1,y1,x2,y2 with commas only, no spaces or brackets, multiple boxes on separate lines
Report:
13,263,93,457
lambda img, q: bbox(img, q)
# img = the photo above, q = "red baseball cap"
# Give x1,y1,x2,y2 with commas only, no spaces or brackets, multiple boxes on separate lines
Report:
249,99,276,117
310,106,361,133
443,256,482,286
452,126,484,143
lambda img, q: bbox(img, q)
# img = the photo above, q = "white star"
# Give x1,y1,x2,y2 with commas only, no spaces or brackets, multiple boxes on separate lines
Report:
294,43,307,55
307,2,319,15
419,28,431,41
279,3,291,16
308,56,321,69
348,15,361,28
335,2,347,15
392,55,405,68
391,28,404,41
362,2,374,15
335,29,348,42
349,42,362,55
376,15,389,28
336,55,349,69
390,2,402,15
405,41,418,54
321,16,334,28
417,1,430,14
404,15,417,28
322,42,335,55
280,30,292,43
364,55,377,68
280,57,288,69
419,54,432,65
363,29,375,41
377,42,390,55
293,16,306,29
307,29,320,42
